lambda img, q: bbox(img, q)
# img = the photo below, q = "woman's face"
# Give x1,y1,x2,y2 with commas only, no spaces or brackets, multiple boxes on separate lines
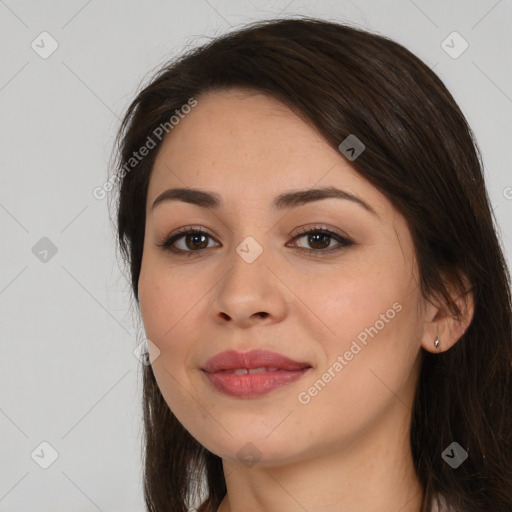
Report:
138,88,431,466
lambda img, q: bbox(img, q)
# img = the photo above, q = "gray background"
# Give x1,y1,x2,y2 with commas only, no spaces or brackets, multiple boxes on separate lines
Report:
0,1,511,510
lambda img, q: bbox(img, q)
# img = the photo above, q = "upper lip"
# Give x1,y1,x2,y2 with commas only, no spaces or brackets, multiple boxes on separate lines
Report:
202,349,311,373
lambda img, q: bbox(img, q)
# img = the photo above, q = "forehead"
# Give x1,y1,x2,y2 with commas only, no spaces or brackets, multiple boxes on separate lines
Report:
153,88,331,171
148,88,388,219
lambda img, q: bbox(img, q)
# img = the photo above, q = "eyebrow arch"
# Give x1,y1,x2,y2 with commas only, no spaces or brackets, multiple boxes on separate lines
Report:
151,186,378,217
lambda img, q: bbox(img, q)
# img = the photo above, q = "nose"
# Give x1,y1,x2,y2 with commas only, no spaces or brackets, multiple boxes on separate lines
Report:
210,239,288,328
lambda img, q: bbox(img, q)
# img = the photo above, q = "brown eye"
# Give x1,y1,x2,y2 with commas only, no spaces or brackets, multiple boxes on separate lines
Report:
182,232,209,250
155,227,220,253
288,226,354,255
302,232,332,250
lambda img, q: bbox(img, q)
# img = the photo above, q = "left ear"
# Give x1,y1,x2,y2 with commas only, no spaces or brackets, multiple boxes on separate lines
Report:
420,272,475,354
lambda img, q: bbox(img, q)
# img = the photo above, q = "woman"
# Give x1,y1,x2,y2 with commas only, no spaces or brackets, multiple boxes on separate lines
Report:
111,17,512,512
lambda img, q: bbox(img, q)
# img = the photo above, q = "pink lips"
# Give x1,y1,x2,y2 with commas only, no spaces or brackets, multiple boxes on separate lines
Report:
201,349,312,398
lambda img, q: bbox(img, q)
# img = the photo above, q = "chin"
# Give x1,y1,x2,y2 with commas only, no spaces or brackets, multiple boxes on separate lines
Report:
197,434,311,468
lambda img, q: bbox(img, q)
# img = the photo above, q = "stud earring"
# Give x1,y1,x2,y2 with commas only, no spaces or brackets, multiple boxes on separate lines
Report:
434,337,440,349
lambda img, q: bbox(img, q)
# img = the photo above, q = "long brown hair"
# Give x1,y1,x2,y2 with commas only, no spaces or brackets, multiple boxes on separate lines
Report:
111,16,512,512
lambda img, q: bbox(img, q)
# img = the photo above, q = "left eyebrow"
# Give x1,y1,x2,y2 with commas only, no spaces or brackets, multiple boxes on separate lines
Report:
151,186,379,218
272,186,378,217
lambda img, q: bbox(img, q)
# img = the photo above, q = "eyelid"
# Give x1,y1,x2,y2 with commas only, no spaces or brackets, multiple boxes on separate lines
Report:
290,223,349,240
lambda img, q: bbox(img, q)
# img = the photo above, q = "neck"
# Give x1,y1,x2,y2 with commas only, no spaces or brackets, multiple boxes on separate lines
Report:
216,400,423,512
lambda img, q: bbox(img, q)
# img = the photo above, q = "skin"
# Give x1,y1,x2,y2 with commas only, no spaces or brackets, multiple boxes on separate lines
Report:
138,88,474,512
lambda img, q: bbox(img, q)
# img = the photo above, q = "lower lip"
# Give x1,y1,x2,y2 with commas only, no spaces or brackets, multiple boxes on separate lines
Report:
202,368,310,398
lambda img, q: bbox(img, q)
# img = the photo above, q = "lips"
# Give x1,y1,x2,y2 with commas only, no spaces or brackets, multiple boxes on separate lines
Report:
201,349,311,373
201,349,312,398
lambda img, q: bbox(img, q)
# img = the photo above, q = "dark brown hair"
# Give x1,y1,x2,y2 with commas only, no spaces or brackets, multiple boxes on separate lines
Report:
111,16,512,512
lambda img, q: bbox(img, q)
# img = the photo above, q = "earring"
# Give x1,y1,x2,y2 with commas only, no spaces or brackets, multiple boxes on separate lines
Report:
434,337,440,348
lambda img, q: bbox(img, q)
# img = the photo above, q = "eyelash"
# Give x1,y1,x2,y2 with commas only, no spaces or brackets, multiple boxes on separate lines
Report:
155,224,354,256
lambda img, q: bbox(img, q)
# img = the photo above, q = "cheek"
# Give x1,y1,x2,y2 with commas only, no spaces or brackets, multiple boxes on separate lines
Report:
138,263,183,350
139,255,189,335
138,266,198,413
137,260,208,382
307,265,398,338
311,262,420,374
138,270,162,338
